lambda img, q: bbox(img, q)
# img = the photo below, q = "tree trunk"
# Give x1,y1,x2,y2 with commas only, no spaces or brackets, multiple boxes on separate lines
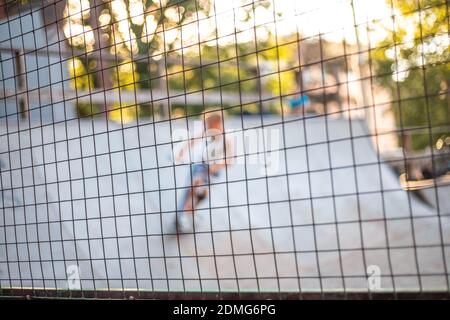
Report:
89,0,113,112
446,79,450,121
0,0,7,20
402,133,415,179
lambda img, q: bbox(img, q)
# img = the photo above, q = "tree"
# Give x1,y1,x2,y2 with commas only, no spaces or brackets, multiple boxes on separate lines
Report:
62,0,211,117
62,0,295,119
372,0,449,151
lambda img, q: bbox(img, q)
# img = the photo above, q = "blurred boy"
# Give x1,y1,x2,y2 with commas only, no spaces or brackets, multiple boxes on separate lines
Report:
175,110,234,232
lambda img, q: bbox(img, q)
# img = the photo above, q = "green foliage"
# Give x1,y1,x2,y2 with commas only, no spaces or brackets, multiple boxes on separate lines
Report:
372,0,449,150
64,1,301,119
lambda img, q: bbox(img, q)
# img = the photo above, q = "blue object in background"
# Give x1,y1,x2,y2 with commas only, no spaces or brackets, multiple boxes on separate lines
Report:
288,95,310,108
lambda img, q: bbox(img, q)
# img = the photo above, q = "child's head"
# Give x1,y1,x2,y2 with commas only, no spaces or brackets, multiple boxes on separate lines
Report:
204,110,223,132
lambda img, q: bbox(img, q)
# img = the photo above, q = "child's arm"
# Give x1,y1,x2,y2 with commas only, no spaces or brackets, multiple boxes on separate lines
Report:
225,137,234,165
209,137,234,174
175,137,197,162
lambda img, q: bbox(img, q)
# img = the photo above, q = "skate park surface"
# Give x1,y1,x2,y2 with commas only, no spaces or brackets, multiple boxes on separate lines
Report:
0,115,449,293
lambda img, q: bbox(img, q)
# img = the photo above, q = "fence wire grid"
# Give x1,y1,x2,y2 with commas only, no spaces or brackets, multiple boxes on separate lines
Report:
0,0,449,299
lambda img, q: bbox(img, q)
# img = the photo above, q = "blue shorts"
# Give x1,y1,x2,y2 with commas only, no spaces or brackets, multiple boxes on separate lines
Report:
189,163,221,182
177,163,220,212
191,163,210,184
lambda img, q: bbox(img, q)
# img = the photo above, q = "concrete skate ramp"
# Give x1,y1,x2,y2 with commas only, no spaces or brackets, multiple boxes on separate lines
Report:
1,116,449,293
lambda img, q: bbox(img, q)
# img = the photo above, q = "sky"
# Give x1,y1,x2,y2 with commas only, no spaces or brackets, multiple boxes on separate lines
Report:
211,0,392,44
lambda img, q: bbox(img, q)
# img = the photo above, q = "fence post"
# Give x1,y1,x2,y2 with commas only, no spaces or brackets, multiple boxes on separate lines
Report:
14,49,28,119
158,59,169,119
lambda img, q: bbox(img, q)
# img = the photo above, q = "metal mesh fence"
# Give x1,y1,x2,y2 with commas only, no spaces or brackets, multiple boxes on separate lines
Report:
0,0,449,299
